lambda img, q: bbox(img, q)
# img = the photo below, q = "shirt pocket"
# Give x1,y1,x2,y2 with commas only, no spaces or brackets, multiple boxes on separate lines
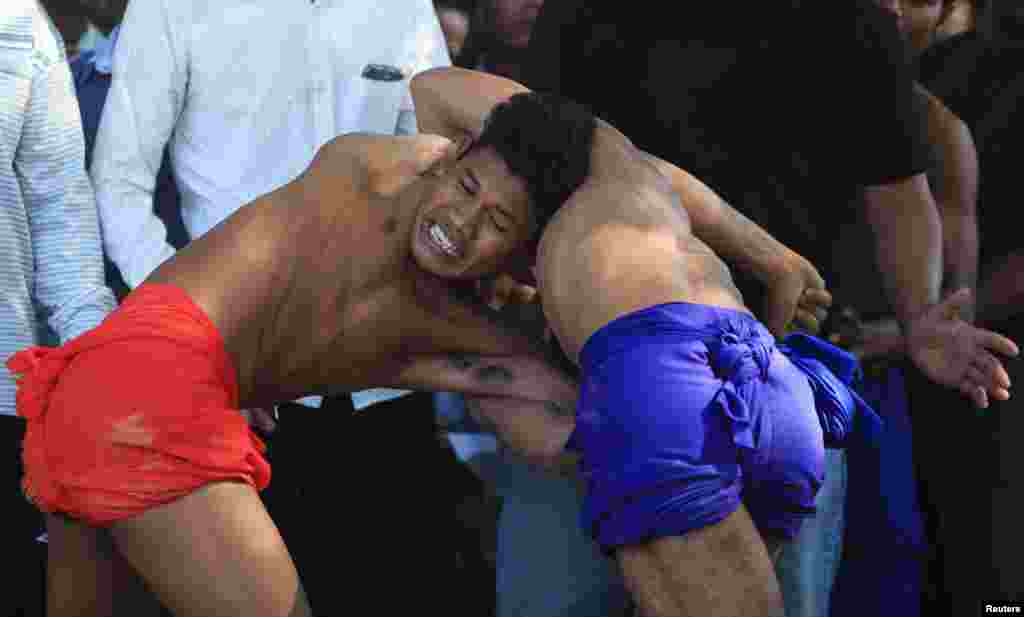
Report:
337,63,408,135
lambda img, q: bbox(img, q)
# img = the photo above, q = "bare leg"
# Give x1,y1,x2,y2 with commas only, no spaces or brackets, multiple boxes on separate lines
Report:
46,513,168,617
47,514,112,617
616,505,784,617
110,481,311,617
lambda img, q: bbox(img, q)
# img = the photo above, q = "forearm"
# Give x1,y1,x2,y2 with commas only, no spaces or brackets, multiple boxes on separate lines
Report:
642,153,799,283
977,252,1024,325
934,116,980,318
939,211,978,317
863,174,943,327
21,63,116,342
91,0,185,288
410,67,528,151
394,351,577,463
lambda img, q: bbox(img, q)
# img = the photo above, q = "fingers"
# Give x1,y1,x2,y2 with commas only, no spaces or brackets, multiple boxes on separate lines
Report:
763,286,801,339
479,275,538,310
792,307,821,335
498,275,537,305
978,328,1021,358
961,354,1013,408
410,134,457,177
802,288,833,309
240,407,278,435
960,377,990,409
973,351,1012,390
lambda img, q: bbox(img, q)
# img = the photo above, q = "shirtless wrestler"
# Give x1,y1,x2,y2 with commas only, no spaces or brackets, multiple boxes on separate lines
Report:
7,92,596,617
410,66,1020,617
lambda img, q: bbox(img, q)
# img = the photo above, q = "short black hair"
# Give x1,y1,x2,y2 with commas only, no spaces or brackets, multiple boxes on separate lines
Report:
470,91,596,246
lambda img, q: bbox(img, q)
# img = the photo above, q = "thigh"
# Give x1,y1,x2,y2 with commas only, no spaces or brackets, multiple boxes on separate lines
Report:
110,481,310,617
616,504,784,617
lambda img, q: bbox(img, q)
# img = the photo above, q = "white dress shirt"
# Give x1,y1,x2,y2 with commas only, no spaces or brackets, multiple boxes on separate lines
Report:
91,0,450,409
0,0,116,415
93,0,450,288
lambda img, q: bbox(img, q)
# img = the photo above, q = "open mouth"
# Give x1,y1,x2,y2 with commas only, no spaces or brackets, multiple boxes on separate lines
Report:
426,221,461,258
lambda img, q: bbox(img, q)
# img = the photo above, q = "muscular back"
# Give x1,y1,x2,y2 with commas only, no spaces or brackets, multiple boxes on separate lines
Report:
535,126,747,362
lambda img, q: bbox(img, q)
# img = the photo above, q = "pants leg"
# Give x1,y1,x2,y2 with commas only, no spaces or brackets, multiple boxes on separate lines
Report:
262,393,461,613
0,414,46,617
989,317,1024,603
775,448,847,617
831,366,926,617
493,455,630,617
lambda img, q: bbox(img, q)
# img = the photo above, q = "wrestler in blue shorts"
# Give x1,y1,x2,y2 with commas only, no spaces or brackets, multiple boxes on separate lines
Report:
412,66,1018,617
573,302,877,550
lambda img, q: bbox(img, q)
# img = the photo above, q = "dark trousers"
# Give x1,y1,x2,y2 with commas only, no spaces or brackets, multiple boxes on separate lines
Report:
260,393,488,614
905,357,1005,615
1,415,46,617
988,317,1024,604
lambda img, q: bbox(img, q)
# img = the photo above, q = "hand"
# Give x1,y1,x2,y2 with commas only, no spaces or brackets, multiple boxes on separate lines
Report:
762,251,832,338
906,288,1020,408
476,274,537,311
240,407,278,436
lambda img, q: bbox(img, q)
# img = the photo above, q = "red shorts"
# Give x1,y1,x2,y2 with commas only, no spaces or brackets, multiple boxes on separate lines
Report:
7,284,270,526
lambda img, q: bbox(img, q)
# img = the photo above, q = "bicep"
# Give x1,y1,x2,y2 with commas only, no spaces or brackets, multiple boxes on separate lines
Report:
410,67,528,152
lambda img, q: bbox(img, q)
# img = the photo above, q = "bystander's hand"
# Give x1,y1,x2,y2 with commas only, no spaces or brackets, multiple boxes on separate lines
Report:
906,288,1020,408
240,407,277,436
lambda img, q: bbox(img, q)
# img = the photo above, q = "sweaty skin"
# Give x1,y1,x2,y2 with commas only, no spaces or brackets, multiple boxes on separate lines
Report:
44,133,579,617
412,67,833,617
147,133,575,411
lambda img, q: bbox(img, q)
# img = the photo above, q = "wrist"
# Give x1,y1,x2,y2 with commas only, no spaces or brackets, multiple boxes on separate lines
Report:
754,248,799,286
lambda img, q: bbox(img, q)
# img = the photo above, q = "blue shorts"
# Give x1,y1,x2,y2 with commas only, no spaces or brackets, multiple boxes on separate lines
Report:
574,302,827,551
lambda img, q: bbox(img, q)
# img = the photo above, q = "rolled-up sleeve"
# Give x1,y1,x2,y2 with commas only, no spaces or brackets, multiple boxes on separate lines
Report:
16,58,115,343
90,0,187,288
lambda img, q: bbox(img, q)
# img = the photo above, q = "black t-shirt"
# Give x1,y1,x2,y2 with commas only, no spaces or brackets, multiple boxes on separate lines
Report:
919,34,1024,274
524,0,932,312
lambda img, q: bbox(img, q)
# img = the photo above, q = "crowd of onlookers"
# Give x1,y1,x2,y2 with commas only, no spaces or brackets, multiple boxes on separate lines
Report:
2,0,1022,615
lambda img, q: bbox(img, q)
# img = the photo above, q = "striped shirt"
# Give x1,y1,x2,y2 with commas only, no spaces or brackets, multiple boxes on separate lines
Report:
0,0,116,416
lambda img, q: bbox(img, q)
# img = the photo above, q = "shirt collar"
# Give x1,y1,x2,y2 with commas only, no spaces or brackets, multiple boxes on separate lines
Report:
92,26,119,75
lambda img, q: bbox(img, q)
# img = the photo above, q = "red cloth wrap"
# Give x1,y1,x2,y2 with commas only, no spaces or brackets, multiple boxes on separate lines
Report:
6,284,269,526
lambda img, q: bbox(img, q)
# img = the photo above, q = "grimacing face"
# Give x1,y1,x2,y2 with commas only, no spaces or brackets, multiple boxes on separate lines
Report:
411,145,533,280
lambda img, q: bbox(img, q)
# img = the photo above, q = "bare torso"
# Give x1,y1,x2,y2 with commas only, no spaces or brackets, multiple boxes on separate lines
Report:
148,135,504,407
535,126,749,362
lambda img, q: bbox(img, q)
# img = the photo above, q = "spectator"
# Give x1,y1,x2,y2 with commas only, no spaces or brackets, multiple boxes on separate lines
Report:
917,0,1024,604
69,24,187,301
89,0,452,613
828,3,981,615
1,2,117,616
